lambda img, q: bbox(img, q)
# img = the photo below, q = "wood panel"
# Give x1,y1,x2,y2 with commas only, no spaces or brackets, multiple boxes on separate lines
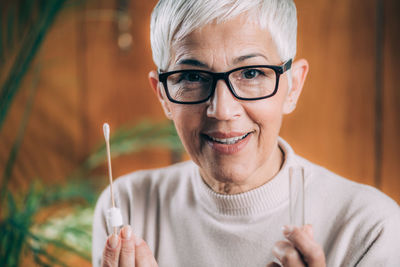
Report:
381,0,400,203
82,0,171,178
0,6,82,190
281,0,377,187
0,0,172,189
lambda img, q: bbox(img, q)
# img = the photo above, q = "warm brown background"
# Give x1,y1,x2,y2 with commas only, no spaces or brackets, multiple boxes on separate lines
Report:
0,0,399,263
2,0,398,198
2,0,399,198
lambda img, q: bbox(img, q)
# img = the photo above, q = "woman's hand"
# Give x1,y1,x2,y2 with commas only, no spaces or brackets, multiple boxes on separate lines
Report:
268,224,326,267
102,225,158,267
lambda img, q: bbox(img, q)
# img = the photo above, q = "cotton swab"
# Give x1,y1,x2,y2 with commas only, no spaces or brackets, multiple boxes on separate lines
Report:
103,123,123,235
103,123,115,207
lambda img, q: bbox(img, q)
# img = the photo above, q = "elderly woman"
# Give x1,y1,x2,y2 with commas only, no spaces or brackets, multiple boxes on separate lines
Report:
92,0,400,266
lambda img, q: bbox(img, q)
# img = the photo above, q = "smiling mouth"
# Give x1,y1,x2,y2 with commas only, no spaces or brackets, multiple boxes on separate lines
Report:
205,132,251,145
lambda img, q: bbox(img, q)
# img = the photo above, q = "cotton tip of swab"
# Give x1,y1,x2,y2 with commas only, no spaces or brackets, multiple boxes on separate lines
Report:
106,207,123,227
103,123,110,141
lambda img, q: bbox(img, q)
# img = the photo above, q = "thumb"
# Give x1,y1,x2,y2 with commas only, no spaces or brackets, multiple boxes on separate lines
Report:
135,237,158,266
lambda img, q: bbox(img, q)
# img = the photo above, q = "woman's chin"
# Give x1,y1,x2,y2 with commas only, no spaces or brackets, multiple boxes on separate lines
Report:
201,166,257,193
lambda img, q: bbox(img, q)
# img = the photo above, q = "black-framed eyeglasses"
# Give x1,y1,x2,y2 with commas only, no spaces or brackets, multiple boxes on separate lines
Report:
158,59,292,104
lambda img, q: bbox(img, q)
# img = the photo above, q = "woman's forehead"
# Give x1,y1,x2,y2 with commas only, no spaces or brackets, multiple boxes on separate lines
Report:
170,17,280,69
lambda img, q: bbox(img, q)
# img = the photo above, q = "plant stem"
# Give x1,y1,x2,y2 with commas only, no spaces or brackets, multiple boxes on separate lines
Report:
0,66,39,212
0,0,67,132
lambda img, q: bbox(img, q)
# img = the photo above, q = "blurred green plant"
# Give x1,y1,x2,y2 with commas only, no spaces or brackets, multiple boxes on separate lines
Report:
1,119,183,266
1,181,96,266
1,3,74,264
0,0,68,132
1,1,74,264
0,0,184,266
84,120,183,171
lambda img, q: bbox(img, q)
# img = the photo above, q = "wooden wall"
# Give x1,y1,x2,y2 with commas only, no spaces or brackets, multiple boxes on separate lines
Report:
281,0,400,203
380,0,400,207
283,0,377,187
1,0,398,209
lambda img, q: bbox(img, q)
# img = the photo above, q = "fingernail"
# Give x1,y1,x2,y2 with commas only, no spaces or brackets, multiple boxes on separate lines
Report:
282,225,295,237
109,234,119,248
121,225,132,239
135,236,143,246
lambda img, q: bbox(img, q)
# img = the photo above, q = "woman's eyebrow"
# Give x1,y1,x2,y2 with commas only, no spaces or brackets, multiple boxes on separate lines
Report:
233,53,269,64
176,53,268,68
176,58,208,68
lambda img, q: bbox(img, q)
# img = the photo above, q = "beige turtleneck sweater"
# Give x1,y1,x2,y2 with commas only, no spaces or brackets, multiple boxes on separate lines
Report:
92,138,400,266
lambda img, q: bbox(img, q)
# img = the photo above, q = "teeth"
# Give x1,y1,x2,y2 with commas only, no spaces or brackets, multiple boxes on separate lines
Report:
209,133,249,144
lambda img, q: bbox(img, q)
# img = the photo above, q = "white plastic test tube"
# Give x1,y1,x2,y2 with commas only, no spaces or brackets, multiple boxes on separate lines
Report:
289,166,305,226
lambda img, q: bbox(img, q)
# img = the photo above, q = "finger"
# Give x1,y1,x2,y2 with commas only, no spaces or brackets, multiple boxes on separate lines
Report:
303,224,314,239
135,237,158,267
119,225,135,267
102,233,121,267
283,225,325,267
273,240,306,267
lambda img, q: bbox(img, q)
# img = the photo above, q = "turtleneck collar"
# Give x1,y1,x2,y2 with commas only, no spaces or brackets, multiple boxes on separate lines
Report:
192,137,295,216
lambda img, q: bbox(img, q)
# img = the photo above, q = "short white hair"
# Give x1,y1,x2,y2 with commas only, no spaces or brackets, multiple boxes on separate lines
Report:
150,0,297,70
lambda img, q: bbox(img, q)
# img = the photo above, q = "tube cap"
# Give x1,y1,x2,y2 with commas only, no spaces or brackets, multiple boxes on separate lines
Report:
106,207,123,227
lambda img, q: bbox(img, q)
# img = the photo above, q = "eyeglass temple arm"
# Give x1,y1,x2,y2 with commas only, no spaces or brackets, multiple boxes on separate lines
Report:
282,58,293,73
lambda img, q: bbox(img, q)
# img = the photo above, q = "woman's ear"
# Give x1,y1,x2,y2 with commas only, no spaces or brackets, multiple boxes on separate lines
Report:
148,70,173,119
283,58,309,114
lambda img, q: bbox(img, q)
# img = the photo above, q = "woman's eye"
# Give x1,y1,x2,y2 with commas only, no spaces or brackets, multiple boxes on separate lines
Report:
180,72,203,82
242,69,262,79
187,73,201,81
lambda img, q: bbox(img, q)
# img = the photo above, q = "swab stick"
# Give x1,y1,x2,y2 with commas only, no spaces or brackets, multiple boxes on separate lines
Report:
103,123,115,207
103,123,123,235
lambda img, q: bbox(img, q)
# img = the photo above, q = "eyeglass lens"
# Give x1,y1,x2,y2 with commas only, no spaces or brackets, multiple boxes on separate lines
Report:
166,67,277,102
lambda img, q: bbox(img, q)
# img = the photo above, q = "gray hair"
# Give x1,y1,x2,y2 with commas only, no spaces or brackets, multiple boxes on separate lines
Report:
150,0,297,71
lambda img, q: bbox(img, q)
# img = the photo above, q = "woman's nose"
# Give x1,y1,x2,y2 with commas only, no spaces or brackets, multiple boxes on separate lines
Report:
206,80,242,120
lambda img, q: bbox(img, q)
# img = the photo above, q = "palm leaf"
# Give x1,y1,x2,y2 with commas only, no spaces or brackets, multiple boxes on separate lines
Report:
6,4,16,50
0,0,67,132
84,120,183,170
31,246,68,267
0,13,4,64
0,65,39,206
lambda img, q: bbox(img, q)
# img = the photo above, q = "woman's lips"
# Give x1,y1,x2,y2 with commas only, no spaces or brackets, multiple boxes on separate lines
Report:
203,132,252,155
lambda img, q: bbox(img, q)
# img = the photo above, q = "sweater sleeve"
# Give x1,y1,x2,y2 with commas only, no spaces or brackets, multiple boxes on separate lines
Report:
355,207,400,266
92,188,112,267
